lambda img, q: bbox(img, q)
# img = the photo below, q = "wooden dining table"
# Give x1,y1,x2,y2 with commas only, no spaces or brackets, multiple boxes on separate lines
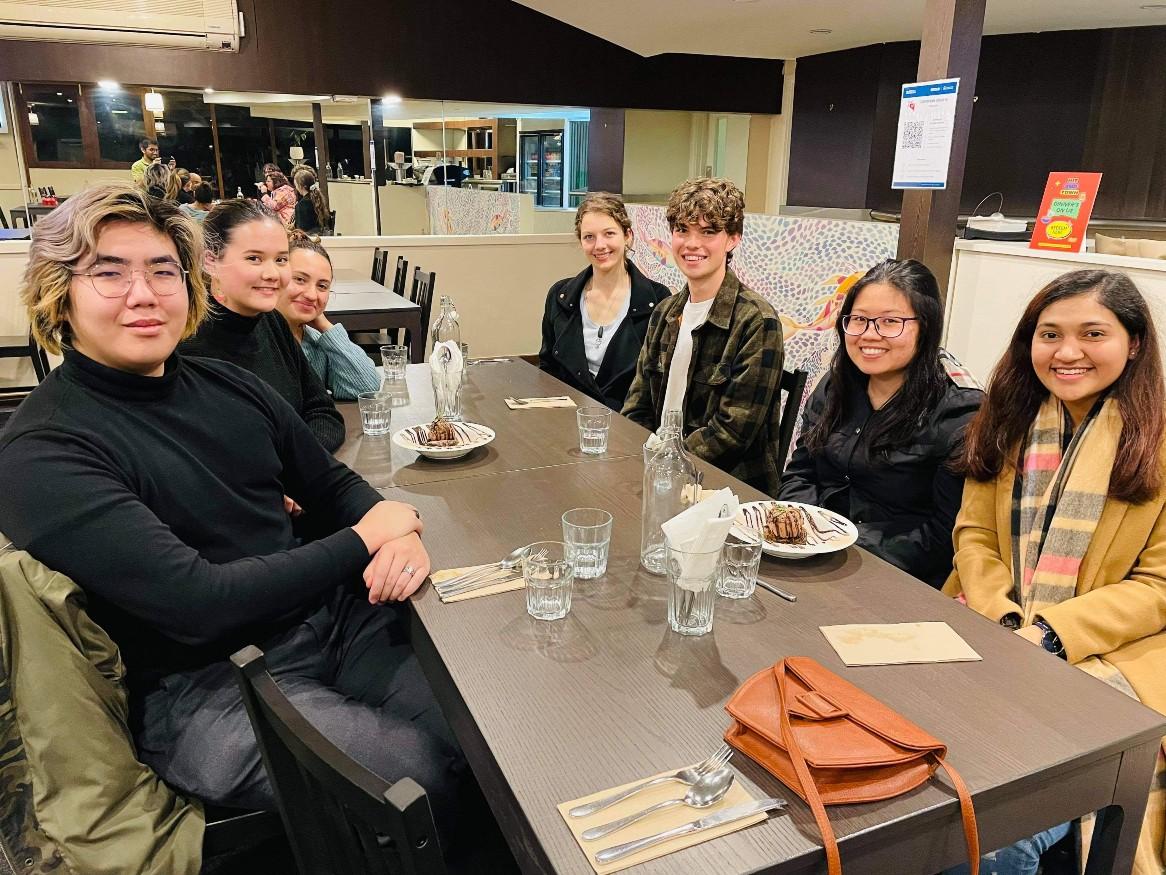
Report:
338,360,1166,875
327,270,424,363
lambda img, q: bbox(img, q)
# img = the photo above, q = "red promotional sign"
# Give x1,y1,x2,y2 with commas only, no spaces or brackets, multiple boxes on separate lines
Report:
1029,172,1102,253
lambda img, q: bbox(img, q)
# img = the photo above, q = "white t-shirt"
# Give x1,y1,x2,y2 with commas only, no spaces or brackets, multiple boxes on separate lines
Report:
581,291,631,378
661,296,716,417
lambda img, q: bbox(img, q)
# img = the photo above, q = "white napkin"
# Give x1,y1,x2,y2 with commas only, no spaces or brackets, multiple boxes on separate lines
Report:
661,488,739,587
430,341,463,412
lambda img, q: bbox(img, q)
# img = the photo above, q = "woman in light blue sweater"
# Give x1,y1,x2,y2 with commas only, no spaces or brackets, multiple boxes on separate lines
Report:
278,231,381,400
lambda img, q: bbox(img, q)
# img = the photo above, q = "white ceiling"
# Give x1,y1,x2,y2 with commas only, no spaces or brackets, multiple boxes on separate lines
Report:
511,0,1166,60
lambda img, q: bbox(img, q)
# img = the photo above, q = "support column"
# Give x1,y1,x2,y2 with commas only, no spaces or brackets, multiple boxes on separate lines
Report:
896,0,986,292
587,109,625,195
312,102,330,212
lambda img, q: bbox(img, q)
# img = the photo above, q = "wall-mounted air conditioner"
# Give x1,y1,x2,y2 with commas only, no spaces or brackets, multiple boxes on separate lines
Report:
0,0,242,51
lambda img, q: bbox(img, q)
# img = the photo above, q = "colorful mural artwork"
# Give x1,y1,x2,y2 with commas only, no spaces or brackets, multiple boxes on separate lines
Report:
427,187,521,235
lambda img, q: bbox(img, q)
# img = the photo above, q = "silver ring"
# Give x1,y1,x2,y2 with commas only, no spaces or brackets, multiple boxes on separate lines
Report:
404,564,416,575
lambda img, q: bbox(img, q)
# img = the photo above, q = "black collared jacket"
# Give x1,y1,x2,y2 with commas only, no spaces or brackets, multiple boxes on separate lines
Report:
538,262,672,410
779,372,983,588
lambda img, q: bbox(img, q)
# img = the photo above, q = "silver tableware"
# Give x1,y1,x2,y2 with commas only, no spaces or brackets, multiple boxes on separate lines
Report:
582,768,733,841
593,797,787,864
568,744,732,818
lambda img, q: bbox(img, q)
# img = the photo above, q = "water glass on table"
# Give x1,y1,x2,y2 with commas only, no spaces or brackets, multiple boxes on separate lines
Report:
524,541,574,621
718,532,764,599
357,391,392,436
577,406,611,455
379,344,408,380
666,540,722,636
561,508,613,579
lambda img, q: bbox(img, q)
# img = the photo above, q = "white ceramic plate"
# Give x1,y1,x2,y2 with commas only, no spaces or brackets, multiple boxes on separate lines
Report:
733,500,858,560
392,421,495,461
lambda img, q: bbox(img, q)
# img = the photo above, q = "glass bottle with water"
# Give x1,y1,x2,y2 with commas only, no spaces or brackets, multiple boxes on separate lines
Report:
430,296,463,421
640,413,699,574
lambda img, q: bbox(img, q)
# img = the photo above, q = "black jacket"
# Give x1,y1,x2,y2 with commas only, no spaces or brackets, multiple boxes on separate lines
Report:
539,263,672,411
779,374,982,588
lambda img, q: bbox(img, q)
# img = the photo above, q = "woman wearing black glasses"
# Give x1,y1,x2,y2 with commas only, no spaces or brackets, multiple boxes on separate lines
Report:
779,258,982,587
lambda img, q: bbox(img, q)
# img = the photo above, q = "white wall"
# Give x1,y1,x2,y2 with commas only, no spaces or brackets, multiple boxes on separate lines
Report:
0,89,25,221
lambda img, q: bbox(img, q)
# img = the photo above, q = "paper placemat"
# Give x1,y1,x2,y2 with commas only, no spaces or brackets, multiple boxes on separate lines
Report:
820,622,982,666
504,396,577,409
431,564,524,603
557,766,766,874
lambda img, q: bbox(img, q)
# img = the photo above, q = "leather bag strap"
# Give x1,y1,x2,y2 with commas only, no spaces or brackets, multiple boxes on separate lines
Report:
775,660,842,875
931,754,980,875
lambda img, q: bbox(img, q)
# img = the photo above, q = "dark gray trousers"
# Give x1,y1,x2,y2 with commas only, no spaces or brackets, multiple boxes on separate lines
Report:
134,590,465,843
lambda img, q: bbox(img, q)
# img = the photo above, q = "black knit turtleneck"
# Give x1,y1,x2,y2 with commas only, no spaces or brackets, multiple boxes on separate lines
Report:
180,301,345,451
0,350,381,691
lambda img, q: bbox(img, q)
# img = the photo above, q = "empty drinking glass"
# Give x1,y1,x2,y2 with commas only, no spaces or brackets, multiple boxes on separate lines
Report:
524,541,574,621
380,344,408,380
357,391,392,436
718,533,764,599
666,540,722,636
561,508,613,580
577,406,611,455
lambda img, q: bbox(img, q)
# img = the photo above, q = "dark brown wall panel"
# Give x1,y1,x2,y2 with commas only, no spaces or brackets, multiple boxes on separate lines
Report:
792,28,1164,218
587,109,625,195
0,0,782,114
786,45,882,208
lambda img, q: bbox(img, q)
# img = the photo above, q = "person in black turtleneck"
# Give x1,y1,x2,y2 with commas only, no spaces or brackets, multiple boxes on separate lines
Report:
0,183,512,871
179,198,345,451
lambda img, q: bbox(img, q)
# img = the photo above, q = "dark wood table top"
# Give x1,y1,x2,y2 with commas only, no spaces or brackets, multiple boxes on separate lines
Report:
335,361,644,489
373,454,1166,874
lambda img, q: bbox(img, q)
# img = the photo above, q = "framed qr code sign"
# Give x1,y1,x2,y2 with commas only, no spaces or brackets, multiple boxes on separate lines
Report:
891,78,960,190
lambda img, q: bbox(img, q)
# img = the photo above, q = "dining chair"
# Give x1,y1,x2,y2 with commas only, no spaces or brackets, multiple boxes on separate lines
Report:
370,248,389,286
230,646,447,875
776,367,809,473
385,256,411,345
413,269,436,340
0,207,8,229
10,207,29,229
0,332,52,393
202,805,286,861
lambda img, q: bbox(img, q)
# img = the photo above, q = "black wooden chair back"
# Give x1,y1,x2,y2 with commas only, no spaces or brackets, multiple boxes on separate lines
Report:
413,269,436,337
371,248,389,285
776,368,809,474
0,207,8,229
230,646,447,875
393,256,410,298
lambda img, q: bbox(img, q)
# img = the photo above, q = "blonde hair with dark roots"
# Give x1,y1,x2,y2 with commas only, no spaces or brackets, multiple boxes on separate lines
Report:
21,181,209,355
573,192,632,240
666,177,745,238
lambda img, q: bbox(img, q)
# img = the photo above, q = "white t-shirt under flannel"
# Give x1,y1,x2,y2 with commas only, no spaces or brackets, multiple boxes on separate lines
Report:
660,296,716,417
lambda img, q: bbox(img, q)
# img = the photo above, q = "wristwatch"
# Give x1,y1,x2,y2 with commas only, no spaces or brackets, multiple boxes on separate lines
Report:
1033,617,1067,659
998,613,1022,630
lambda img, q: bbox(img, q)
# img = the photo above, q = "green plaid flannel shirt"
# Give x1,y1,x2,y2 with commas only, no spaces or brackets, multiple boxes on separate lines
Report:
622,270,785,496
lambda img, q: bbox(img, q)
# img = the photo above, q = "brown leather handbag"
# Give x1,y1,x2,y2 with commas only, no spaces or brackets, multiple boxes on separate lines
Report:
724,657,979,875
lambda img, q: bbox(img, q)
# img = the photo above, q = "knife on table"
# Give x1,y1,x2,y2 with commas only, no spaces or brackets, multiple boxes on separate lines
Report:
593,797,786,864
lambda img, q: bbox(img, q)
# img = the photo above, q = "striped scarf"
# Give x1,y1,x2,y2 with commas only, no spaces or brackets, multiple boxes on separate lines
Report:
1013,394,1165,872
1011,394,1117,623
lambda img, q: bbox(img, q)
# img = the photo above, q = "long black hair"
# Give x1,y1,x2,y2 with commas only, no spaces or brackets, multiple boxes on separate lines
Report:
804,258,947,454
202,197,283,257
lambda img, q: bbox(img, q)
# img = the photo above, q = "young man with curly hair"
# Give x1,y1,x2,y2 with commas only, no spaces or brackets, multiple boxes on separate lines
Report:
622,177,785,495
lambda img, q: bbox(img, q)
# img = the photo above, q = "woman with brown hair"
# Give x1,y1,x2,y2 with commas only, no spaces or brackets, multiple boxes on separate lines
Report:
292,167,330,234
947,269,1166,874
539,192,671,410
259,168,297,226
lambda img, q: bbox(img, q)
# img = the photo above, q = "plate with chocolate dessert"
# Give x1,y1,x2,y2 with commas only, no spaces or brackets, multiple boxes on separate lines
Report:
733,500,858,559
392,417,495,460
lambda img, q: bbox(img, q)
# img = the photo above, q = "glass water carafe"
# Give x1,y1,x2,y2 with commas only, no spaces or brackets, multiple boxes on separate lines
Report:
430,296,463,420
429,295,461,356
640,422,699,574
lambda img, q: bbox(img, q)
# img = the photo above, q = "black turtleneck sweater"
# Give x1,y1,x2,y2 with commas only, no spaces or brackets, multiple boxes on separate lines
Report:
180,302,345,451
0,351,381,691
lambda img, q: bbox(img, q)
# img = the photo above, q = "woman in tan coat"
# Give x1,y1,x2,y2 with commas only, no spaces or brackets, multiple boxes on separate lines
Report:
946,269,1166,874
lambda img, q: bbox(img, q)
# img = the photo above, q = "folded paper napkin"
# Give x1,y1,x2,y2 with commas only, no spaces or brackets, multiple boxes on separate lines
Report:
820,622,982,666
503,396,577,409
430,564,523,603
557,765,764,874
661,488,739,586
430,341,462,412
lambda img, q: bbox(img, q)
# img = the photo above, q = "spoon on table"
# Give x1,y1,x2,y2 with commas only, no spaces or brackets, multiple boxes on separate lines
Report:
434,545,531,594
581,767,734,841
